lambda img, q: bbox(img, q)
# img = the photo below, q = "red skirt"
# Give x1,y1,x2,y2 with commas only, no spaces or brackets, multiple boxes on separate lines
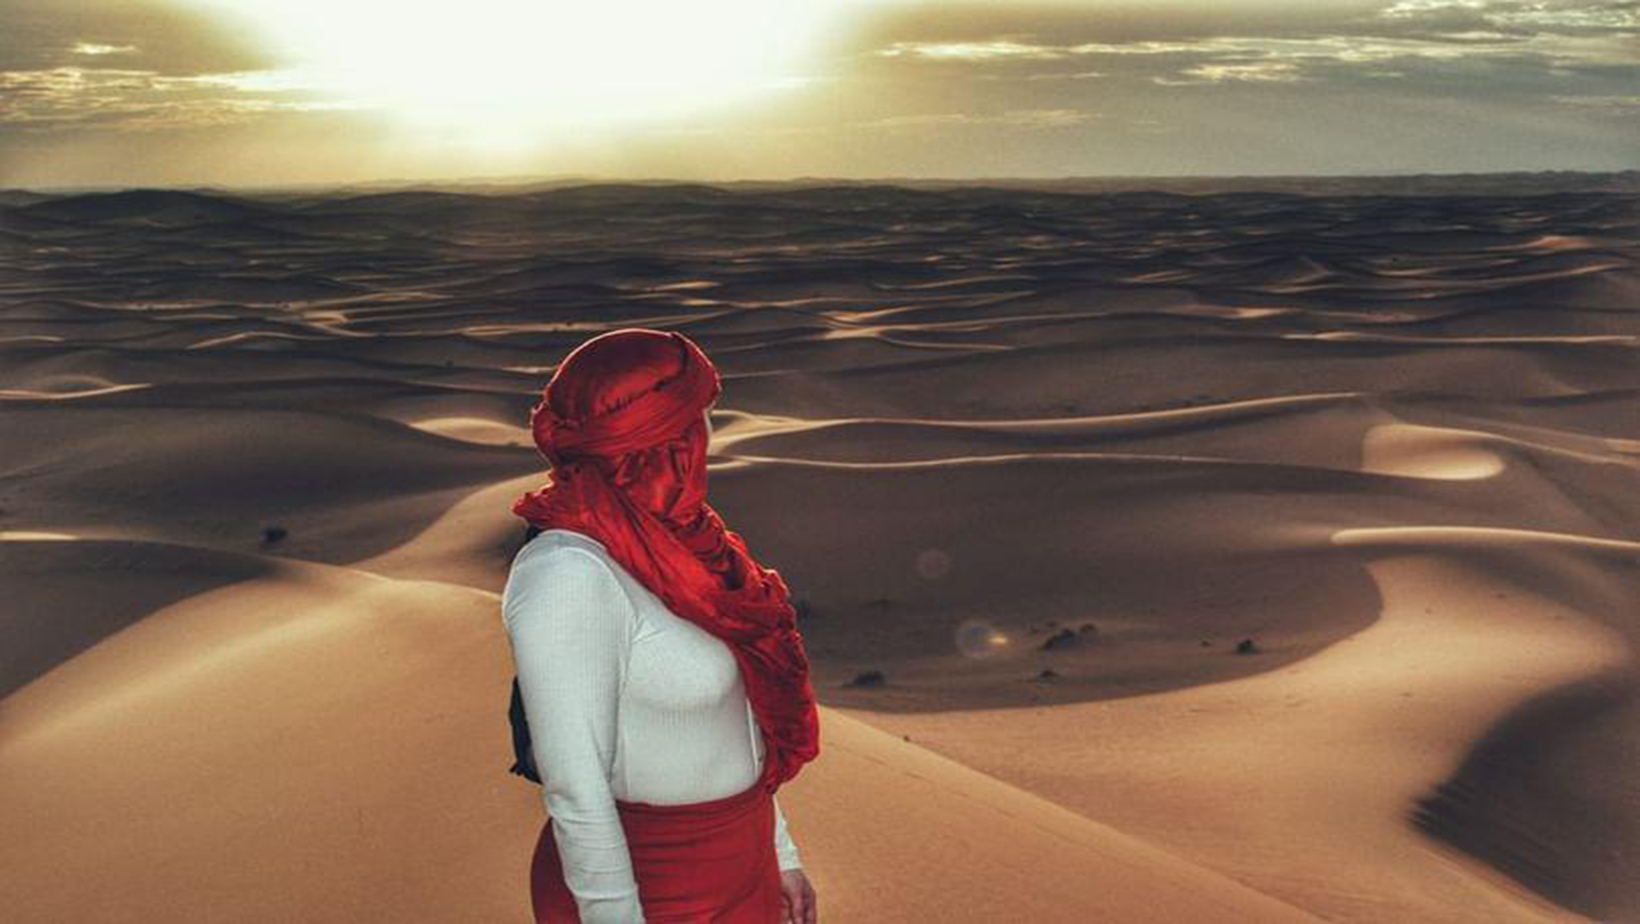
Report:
530,781,784,923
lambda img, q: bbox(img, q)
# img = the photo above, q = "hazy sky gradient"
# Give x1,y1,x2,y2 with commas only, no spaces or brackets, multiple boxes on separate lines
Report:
1,0,1636,188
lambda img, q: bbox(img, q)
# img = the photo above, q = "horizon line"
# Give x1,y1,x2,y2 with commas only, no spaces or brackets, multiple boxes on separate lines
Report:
6,166,1639,196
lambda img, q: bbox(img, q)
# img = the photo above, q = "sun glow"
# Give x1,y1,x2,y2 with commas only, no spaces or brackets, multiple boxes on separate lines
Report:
186,0,852,147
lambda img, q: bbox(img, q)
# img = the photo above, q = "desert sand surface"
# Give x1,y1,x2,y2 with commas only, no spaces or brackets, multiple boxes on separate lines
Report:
2,177,1636,922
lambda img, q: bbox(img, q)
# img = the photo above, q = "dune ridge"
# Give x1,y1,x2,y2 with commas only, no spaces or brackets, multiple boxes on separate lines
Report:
0,533,1316,923
837,549,1630,921
2,180,1636,920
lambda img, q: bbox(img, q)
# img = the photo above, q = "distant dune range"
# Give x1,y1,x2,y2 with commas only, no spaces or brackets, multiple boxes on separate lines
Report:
1,180,1636,922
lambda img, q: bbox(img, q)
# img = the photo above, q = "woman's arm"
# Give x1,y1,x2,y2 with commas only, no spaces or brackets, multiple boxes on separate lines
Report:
773,795,802,871
503,544,645,924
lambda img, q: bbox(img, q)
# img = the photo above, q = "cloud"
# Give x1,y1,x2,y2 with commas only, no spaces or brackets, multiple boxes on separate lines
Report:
0,0,278,75
0,1,314,134
1550,93,1640,110
880,39,1199,60
1155,61,1310,85
0,0,353,134
1021,70,1107,81
0,66,359,133
1383,0,1639,30
875,29,1633,70
70,42,137,56
877,39,1072,60
867,0,1639,86
862,108,1098,129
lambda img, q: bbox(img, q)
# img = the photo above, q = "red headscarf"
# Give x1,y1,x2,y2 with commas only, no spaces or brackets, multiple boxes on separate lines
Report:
512,328,820,794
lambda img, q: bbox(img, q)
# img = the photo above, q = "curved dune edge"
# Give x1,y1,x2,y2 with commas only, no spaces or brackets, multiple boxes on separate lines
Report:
350,472,545,591
0,383,154,400
406,416,532,447
717,399,1636,476
710,391,1369,450
0,555,1313,923
838,552,1630,921
1332,525,1640,556
1359,422,1507,480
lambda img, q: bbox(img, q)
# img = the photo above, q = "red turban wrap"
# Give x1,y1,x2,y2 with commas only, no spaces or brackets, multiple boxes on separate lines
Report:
512,328,820,794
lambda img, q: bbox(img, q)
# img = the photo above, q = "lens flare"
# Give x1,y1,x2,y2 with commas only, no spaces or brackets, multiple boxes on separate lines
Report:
954,617,1011,659
915,547,952,579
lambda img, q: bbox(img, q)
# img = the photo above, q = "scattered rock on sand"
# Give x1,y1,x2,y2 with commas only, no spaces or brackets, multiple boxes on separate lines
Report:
1040,628,1080,651
1035,669,1060,683
844,669,886,688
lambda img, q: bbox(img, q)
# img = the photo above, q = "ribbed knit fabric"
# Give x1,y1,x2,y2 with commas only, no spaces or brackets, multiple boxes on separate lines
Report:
502,528,802,923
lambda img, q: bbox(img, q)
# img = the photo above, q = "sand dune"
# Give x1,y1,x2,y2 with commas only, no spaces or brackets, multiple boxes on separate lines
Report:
0,546,542,923
0,539,1314,924
2,179,1636,921
0,538,274,698
0,404,540,562
840,550,1629,921
410,416,533,446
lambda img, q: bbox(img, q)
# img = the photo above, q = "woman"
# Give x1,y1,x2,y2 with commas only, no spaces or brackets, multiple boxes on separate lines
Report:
501,328,822,923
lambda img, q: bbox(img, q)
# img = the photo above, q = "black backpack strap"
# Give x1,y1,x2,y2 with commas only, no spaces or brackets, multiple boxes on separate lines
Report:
507,522,547,784
507,674,542,784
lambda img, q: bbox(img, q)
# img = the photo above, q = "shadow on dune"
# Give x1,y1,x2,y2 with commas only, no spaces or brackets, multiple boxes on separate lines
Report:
708,455,1389,713
0,405,542,564
1398,541,1640,923
0,539,276,698
1413,671,1639,923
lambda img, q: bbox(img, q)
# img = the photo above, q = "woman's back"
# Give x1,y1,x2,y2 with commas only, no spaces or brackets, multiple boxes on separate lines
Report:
503,527,763,805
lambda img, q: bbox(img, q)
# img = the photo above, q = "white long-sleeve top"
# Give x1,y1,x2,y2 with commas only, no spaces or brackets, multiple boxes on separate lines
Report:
501,527,803,924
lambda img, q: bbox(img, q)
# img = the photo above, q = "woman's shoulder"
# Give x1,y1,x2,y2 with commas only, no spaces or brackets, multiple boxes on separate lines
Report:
509,529,619,581
505,529,632,606
516,527,614,562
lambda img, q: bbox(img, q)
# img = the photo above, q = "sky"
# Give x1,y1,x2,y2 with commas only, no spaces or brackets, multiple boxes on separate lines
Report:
0,0,1635,188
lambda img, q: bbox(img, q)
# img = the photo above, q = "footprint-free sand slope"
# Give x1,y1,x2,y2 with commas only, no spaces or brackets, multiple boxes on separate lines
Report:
0,538,1315,923
842,548,1634,922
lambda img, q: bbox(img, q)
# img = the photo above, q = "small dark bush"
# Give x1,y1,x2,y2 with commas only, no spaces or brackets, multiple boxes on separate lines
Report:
1040,628,1079,651
1035,669,1060,683
1235,638,1260,655
844,669,886,688
262,525,288,545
